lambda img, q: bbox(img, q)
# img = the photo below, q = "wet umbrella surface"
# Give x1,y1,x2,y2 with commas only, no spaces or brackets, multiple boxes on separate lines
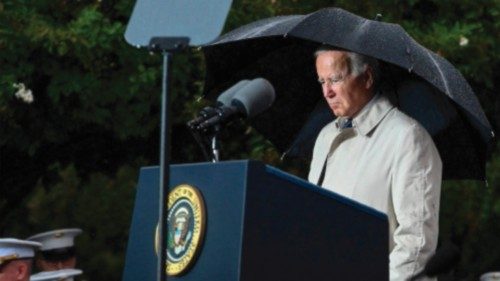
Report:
202,7,494,180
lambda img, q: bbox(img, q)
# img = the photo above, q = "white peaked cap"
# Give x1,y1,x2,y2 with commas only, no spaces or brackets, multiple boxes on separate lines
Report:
0,238,42,265
30,268,83,281
27,229,82,251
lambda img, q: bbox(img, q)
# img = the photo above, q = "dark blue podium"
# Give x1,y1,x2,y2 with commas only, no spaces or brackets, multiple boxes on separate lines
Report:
123,160,388,281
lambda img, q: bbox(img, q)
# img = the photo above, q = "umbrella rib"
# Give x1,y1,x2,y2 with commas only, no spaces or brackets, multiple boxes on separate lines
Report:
424,49,451,95
243,16,301,39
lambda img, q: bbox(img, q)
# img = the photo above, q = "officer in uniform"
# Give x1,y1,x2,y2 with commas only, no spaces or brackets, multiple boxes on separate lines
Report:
27,229,82,272
0,238,42,281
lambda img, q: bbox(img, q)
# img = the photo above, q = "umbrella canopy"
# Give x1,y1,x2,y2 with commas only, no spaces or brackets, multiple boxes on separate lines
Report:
201,7,494,180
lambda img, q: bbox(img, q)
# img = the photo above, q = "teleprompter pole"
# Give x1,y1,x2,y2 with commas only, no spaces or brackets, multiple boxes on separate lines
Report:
149,37,189,281
157,51,171,281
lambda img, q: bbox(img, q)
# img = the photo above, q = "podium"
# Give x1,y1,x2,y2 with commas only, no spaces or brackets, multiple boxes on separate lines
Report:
123,160,388,281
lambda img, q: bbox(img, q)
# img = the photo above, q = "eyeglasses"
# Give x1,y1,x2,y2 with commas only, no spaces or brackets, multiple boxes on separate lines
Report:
318,74,346,86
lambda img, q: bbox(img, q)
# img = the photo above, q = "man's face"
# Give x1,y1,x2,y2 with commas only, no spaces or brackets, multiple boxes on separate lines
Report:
316,50,373,117
0,260,30,281
37,256,76,271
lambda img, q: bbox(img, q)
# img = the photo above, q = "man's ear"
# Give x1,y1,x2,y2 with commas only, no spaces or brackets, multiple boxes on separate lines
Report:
15,261,30,280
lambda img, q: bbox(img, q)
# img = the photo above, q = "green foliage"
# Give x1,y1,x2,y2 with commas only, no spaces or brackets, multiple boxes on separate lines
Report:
0,1,163,153
11,163,139,280
440,143,500,279
224,0,278,31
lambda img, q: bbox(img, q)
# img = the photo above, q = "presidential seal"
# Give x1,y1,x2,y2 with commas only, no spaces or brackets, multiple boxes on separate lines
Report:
164,184,206,276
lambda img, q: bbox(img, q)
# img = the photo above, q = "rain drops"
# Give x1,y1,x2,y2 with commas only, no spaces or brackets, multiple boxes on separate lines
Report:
13,82,34,104
459,35,469,47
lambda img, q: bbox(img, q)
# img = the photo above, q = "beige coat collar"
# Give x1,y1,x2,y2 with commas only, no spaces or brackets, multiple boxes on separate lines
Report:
333,93,395,136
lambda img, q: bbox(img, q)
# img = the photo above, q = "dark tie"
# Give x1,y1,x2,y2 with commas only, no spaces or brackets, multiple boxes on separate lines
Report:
341,118,353,129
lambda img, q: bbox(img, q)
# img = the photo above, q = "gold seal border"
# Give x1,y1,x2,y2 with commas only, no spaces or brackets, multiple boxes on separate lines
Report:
165,184,206,276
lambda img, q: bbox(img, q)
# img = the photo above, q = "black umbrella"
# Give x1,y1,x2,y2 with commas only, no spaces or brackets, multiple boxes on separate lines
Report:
201,7,494,180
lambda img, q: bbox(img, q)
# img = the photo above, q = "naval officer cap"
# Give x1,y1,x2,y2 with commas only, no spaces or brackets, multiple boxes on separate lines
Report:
0,238,42,266
30,268,83,281
27,229,82,261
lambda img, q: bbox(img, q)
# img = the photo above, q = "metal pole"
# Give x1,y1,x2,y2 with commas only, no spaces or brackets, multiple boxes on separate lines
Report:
157,51,172,281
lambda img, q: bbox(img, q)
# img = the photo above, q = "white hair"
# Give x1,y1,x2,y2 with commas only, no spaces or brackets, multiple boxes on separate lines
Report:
314,45,380,86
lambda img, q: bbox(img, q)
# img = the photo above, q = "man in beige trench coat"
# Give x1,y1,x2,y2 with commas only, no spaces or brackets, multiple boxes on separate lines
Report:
308,47,442,281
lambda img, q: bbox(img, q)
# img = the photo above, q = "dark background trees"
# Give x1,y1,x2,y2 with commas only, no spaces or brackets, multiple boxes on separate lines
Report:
1,0,499,280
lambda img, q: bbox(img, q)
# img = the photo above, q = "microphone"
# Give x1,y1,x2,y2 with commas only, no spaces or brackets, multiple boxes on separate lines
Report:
409,241,460,280
196,78,275,130
187,80,250,129
216,79,250,106
187,106,218,128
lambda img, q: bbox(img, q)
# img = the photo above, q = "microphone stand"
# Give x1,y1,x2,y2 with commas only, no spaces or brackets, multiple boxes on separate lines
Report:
187,119,222,162
187,110,224,162
211,124,221,162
